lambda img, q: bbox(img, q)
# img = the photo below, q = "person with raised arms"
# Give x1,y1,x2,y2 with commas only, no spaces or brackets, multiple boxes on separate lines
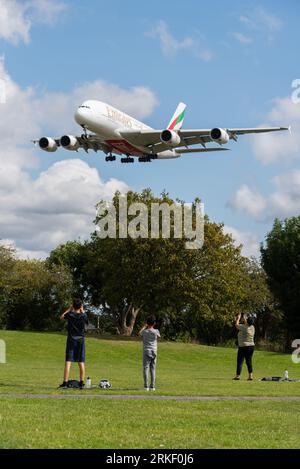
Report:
59,298,88,389
233,313,255,381
139,315,161,391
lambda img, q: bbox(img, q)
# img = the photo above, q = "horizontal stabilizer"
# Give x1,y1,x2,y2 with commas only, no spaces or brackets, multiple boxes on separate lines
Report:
177,147,229,154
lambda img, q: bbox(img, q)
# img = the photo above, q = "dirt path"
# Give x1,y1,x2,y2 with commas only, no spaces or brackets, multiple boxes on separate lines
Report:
1,393,300,401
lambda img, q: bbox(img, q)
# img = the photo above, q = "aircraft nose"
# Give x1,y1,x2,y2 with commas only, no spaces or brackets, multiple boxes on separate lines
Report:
74,106,85,126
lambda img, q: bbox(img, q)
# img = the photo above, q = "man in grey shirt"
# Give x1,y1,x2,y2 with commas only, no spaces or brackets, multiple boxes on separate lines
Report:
139,315,161,391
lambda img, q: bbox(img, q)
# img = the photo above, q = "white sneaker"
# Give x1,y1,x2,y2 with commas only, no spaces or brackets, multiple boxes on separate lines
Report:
144,387,149,391
150,387,156,391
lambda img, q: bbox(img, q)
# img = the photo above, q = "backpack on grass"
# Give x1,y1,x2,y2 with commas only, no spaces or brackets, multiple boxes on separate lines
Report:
67,380,81,388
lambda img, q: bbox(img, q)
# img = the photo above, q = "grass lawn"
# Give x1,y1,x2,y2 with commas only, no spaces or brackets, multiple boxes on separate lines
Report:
0,330,300,448
1,398,300,449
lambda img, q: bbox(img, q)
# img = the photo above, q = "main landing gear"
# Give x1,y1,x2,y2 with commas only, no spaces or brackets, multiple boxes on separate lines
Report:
121,156,135,163
106,154,157,164
105,154,116,162
138,156,152,163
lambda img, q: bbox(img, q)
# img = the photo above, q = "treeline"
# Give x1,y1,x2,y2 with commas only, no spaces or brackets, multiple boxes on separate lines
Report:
0,245,72,331
0,189,298,349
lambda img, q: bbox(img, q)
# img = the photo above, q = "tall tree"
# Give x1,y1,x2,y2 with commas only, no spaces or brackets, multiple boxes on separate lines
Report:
261,216,300,348
83,190,253,338
0,245,16,327
47,241,86,297
185,221,250,344
3,260,73,331
85,189,197,335
241,258,283,343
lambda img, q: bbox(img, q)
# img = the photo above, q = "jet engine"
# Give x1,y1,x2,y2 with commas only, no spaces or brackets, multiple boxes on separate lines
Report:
210,128,230,144
60,135,80,151
39,137,58,152
160,129,181,147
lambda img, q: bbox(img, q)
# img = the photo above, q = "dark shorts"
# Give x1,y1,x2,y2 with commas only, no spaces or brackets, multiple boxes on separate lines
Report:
66,336,85,363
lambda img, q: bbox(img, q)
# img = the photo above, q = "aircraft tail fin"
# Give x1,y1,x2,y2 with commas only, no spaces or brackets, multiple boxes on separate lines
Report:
167,102,186,130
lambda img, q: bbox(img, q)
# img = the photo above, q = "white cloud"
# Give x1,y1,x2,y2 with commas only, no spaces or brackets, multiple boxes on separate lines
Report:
26,0,67,25
146,20,213,61
230,170,300,221
0,159,129,258
269,170,300,218
0,0,30,45
232,32,253,44
0,58,40,148
239,15,256,30
239,7,283,32
224,225,260,258
19,159,129,215
0,0,66,45
255,6,283,33
229,184,267,218
252,97,298,164
237,6,283,45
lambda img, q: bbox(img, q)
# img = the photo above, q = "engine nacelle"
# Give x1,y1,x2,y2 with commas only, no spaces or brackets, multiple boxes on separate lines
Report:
60,135,80,151
160,129,181,147
210,128,230,144
39,137,58,152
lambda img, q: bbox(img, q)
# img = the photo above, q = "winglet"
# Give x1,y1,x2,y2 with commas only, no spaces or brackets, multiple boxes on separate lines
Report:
167,102,186,131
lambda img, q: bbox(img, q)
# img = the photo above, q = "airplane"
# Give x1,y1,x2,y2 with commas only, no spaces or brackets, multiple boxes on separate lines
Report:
34,100,290,163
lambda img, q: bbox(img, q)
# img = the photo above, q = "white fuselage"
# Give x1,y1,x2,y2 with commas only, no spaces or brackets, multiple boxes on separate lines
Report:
74,100,178,158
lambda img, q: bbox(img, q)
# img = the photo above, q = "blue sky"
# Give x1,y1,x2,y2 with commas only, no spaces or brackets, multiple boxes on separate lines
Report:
0,0,300,258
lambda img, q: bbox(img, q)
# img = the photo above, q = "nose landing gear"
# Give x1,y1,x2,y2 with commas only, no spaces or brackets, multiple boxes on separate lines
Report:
81,125,88,140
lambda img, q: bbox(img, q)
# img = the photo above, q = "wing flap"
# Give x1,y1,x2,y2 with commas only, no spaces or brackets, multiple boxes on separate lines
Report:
119,129,162,147
177,147,229,154
227,127,289,135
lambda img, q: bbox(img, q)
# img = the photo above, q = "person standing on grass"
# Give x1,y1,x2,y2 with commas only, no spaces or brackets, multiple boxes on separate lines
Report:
233,313,255,381
59,298,88,389
139,315,161,391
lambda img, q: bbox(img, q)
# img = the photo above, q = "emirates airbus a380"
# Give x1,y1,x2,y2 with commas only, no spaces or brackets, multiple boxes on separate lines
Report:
34,100,290,163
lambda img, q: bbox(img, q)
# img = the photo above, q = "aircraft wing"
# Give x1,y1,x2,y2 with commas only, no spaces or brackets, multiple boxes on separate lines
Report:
33,134,113,154
75,134,113,153
120,126,289,151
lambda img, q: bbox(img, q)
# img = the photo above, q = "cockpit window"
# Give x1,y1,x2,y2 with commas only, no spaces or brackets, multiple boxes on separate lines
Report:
79,105,91,109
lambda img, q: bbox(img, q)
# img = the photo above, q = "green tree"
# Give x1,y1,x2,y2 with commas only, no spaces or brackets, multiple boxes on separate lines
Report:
46,189,278,344
241,258,283,343
0,245,16,327
83,189,255,340
184,221,249,344
261,216,300,348
84,189,197,335
3,260,73,331
47,240,86,297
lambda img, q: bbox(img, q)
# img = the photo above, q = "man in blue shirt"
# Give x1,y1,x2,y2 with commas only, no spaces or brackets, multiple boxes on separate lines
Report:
59,298,88,389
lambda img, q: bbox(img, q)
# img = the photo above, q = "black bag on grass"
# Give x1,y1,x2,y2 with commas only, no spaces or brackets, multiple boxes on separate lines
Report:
260,376,282,381
67,380,81,388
